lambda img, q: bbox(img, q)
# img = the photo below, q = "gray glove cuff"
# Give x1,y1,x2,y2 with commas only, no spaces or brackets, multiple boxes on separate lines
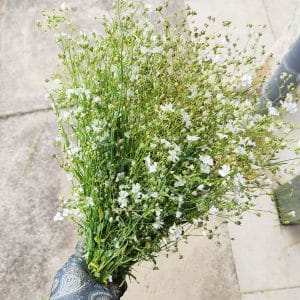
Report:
49,242,126,300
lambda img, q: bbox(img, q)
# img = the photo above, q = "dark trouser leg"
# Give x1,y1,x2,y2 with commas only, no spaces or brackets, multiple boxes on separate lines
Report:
260,36,300,108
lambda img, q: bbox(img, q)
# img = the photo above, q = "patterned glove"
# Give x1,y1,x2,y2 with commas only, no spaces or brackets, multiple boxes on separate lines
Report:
50,242,127,300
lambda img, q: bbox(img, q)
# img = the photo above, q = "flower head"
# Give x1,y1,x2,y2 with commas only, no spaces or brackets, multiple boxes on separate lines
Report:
187,135,200,142
145,154,158,173
160,102,175,113
282,98,298,114
218,165,230,177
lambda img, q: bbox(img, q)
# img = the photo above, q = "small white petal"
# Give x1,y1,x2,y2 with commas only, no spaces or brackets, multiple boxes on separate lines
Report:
218,165,230,177
186,135,200,142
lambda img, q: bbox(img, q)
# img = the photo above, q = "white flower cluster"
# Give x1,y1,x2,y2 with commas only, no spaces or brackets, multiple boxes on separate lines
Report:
44,0,298,285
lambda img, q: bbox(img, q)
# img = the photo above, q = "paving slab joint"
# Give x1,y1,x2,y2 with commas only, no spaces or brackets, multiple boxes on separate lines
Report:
242,284,300,296
0,107,52,121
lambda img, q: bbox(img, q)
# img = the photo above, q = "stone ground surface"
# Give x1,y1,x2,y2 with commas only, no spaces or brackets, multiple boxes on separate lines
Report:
1,0,300,299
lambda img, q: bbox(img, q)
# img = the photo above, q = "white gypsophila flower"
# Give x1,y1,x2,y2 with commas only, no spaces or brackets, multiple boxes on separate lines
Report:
91,124,101,133
169,225,183,241
119,184,127,190
67,146,81,156
131,183,141,194
71,208,83,220
189,87,198,99
160,102,175,113
152,46,163,54
178,195,184,208
108,275,113,283
84,89,90,99
145,154,158,173
174,178,186,187
209,206,219,214
241,74,253,87
66,88,77,98
225,121,240,134
268,106,279,116
187,164,195,170
134,192,143,204
54,212,64,222
150,191,159,198
212,54,225,64
288,211,296,217
140,46,150,54
197,184,204,191
193,218,200,227
282,101,298,114
153,218,164,230
173,143,181,152
204,89,211,98
62,208,70,217
168,149,179,162
127,89,134,97
218,164,230,177
200,164,211,174
234,173,246,188
216,133,227,139
191,191,198,196
216,93,224,101
160,138,172,148
286,93,294,102
86,197,94,207
109,217,113,223
234,146,246,155
186,135,200,142
155,207,162,217
181,110,192,128
176,211,182,219
93,96,101,104
117,190,129,208
73,106,83,116
199,155,214,166
116,172,125,182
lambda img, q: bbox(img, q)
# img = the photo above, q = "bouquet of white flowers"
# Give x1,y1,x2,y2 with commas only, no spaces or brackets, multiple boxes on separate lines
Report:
40,0,298,287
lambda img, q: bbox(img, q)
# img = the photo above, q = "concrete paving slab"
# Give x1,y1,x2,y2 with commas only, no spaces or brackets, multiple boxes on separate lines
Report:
274,108,300,186
0,111,77,299
0,0,112,116
228,194,300,293
263,0,300,40
123,223,240,300
186,0,275,50
242,287,300,300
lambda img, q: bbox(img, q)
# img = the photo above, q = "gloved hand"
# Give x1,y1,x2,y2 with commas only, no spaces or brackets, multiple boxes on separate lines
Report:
50,242,127,300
